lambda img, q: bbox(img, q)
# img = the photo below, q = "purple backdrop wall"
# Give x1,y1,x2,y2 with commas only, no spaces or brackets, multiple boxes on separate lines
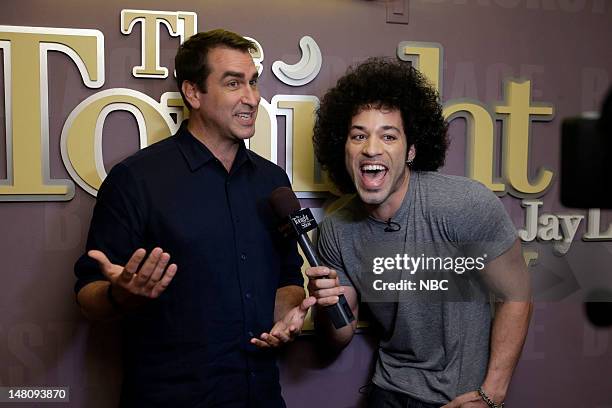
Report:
1,0,611,407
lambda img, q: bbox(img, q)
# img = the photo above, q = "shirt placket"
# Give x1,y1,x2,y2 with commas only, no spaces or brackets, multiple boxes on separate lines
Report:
223,169,259,382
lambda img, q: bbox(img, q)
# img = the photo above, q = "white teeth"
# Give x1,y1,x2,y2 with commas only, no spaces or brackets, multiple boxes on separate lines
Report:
237,113,251,119
361,164,386,171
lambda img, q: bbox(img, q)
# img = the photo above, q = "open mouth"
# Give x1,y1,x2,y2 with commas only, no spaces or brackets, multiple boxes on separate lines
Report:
359,163,388,189
235,111,255,125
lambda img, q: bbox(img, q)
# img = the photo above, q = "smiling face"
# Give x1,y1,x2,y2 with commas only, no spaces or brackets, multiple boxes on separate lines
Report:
184,46,260,145
345,107,415,217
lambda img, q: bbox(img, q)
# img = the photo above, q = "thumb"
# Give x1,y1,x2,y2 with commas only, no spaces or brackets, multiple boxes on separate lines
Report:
300,296,317,313
88,250,112,273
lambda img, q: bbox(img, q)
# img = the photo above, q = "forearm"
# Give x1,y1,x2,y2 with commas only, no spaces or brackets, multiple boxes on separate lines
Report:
77,280,143,321
274,285,306,322
76,281,119,321
482,300,532,401
312,305,356,350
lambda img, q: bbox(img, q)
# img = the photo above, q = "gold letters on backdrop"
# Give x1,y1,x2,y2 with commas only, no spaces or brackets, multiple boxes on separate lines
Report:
0,18,557,200
398,41,554,196
0,26,104,201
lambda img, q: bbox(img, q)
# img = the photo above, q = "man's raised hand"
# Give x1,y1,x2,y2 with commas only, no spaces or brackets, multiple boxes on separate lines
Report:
88,247,177,300
250,296,316,348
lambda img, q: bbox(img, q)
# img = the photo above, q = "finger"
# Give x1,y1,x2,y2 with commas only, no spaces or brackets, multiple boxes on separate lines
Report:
442,392,479,408
150,264,177,298
118,248,147,283
458,391,480,404
313,287,344,300
310,278,340,290
134,248,163,286
250,338,271,348
305,266,333,279
147,252,170,287
260,333,281,347
317,295,339,307
270,329,291,343
300,296,317,312
464,403,486,408
88,250,113,275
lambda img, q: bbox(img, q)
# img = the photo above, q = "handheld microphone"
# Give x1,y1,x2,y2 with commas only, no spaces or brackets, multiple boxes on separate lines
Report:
269,187,355,329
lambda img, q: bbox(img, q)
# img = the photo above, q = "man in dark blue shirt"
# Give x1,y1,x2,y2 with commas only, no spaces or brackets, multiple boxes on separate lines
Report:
74,29,313,407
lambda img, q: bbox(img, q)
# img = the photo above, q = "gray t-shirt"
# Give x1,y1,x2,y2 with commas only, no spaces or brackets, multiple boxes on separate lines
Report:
317,171,517,405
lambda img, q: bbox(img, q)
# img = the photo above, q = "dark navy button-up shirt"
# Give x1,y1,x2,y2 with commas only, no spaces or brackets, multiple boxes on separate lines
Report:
75,124,304,407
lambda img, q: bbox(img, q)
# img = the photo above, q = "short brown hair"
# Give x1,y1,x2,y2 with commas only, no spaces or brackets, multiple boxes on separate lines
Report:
175,29,256,109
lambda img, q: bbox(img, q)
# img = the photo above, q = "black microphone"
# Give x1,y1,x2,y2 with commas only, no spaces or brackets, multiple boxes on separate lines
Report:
269,187,355,329
384,218,401,232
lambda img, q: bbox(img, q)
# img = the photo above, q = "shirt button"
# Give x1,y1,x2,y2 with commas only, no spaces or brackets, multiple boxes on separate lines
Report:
248,331,254,337
250,371,256,378
240,253,247,261
245,292,252,299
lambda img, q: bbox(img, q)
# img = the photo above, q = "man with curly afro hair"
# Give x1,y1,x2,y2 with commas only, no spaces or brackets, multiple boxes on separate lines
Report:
306,58,531,408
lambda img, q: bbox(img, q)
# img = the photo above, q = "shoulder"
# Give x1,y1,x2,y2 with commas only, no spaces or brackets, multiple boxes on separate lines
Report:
416,171,489,197
248,150,287,175
320,194,366,233
101,135,178,192
415,171,499,212
120,136,179,173
246,150,293,187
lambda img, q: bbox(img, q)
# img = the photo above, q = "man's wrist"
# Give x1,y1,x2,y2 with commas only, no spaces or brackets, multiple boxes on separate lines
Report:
106,284,124,312
478,384,506,407
106,283,141,311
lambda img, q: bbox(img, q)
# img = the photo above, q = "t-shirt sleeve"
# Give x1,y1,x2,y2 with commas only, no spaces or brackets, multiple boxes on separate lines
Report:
275,173,305,288
73,163,147,294
455,181,517,262
317,217,353,287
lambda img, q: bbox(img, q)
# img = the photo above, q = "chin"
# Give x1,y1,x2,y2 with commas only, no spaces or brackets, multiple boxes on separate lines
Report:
356,187,388,206
232,129,256,140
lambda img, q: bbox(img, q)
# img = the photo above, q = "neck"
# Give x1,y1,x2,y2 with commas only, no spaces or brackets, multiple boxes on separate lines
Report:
366,169,411,222
187,118,239,172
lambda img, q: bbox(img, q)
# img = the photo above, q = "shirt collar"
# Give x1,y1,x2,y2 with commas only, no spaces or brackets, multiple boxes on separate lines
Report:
175,121,256,172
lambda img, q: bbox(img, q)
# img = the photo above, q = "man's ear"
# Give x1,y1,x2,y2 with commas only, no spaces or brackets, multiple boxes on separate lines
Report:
407,145,416,162
181,80,201,110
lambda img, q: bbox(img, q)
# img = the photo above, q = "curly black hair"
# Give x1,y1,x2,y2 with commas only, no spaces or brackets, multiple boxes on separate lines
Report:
313,57,449,193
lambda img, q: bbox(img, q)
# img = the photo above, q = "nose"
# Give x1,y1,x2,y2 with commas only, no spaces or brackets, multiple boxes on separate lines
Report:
241,84,260,107
362,136,383,157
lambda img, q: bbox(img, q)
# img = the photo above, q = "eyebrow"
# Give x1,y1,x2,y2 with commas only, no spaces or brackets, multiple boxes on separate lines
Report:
220,71,245,80
349,125,401,132
220,71,259,81
380,125,401,132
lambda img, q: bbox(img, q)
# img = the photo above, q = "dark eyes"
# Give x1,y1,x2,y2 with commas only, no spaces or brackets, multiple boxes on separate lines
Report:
349,134,397,141
226,79,258,88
